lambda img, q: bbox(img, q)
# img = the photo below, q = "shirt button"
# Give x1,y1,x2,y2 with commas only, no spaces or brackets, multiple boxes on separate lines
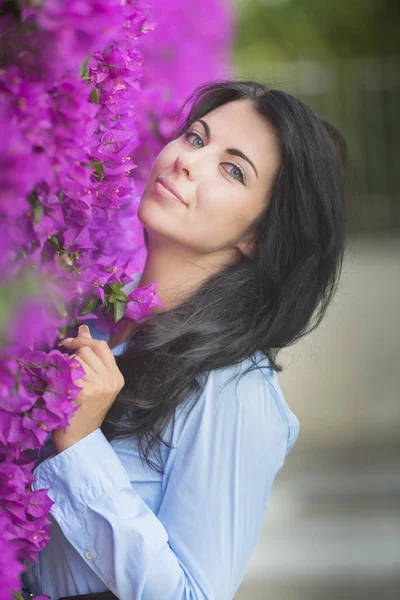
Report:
85,551,93,559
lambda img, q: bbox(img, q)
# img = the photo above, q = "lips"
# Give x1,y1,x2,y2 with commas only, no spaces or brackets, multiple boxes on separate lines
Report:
155,175,187,205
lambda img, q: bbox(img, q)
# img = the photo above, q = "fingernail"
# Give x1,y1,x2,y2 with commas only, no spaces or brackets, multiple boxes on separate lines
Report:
79,325,89,332
58,337,74,346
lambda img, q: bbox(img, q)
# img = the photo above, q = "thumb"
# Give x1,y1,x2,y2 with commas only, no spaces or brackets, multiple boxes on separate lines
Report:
78,324,92,339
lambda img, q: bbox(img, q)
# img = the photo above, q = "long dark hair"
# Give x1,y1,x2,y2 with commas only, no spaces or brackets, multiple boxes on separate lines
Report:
101,79,349,473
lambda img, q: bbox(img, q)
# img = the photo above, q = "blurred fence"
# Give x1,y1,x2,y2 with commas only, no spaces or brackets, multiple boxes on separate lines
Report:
235,235,400,600
235,55,400,234
232,7,400,597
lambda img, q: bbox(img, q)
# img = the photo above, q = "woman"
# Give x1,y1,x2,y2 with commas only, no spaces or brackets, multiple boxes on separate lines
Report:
23,79,348,599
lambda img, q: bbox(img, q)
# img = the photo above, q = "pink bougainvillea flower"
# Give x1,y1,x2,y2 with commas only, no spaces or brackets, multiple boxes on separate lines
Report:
0,0,234,595
125,281,164,320
6,296,63,351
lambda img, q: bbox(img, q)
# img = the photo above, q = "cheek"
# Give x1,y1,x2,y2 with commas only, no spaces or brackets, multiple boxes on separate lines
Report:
156,140,181,166
147,144,176,178
191,187,248,245
141,147,174,197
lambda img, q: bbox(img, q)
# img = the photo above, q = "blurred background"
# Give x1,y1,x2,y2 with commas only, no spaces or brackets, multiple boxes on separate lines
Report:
2,0,398,597
231,0,400,598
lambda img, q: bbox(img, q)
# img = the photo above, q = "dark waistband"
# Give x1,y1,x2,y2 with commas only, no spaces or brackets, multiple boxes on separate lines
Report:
23,587,118,600
58,593,118,600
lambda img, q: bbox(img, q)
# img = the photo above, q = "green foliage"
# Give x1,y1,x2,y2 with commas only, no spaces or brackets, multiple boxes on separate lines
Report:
234,0,400,233
113,299,126,322
79,54,91,79
80,296,100,315
235,0,400,67
92,159,104,182
48,235,61,251
29,191,44,224
0,272,47,344
90,86,99,104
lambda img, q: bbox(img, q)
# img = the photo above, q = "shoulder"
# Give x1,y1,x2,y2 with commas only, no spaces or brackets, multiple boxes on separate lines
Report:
173,351,300,458
223,351,300,456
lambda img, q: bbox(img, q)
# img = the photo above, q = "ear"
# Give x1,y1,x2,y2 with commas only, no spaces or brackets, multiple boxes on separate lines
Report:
236,231,257,259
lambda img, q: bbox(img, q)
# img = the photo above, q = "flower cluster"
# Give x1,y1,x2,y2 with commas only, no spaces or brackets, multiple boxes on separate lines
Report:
0,0,234,597
0,346,86,599
0,0,155,314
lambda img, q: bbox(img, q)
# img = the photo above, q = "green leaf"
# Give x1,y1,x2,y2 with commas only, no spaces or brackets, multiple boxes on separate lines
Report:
48,235,61,250
80,54,91,79
114,299,126,323
114,290,128,302
90,86,99,104
33,201,44,224
92,159,104,182
80,296,99,315
29,191,39,204
29,191,44,224
107,282,128,302
109,281,124,292
108,293,116,303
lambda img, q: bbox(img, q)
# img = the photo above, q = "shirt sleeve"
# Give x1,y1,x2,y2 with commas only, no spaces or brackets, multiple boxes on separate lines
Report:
32,365,294,600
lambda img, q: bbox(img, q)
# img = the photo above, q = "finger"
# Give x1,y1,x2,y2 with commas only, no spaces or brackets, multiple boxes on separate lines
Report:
75,345,108,378
78,324,92,339
71,349,125,395
72,354,99,383
58,324,92,346
60,336,117,372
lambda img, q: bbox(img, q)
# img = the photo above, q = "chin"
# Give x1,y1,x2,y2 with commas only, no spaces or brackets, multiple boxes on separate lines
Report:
137,196,151,226
137,197,172,239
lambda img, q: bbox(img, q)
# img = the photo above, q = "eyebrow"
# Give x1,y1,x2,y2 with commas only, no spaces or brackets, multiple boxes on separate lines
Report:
198,119,258,179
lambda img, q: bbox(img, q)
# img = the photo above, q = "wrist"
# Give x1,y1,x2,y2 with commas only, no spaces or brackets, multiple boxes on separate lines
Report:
52,431,80,454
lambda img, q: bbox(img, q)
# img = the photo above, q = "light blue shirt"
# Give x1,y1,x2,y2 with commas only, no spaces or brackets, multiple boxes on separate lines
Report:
23,274,300,599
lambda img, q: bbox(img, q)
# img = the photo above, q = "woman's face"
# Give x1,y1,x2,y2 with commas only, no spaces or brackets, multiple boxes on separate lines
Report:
138,99,282,258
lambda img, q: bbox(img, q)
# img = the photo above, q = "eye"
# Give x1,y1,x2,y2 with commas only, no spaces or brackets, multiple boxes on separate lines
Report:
184,130,246,185
185,130,204,149
221,162,246,184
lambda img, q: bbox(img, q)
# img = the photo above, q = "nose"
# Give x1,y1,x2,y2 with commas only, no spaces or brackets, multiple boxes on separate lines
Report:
173,153,194,180
174,144,216,181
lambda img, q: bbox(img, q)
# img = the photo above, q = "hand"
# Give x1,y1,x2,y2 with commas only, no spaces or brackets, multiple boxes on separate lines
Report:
52,325,125,454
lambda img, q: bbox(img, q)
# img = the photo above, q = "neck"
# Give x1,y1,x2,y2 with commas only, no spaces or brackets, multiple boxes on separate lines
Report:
138,234,239,313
